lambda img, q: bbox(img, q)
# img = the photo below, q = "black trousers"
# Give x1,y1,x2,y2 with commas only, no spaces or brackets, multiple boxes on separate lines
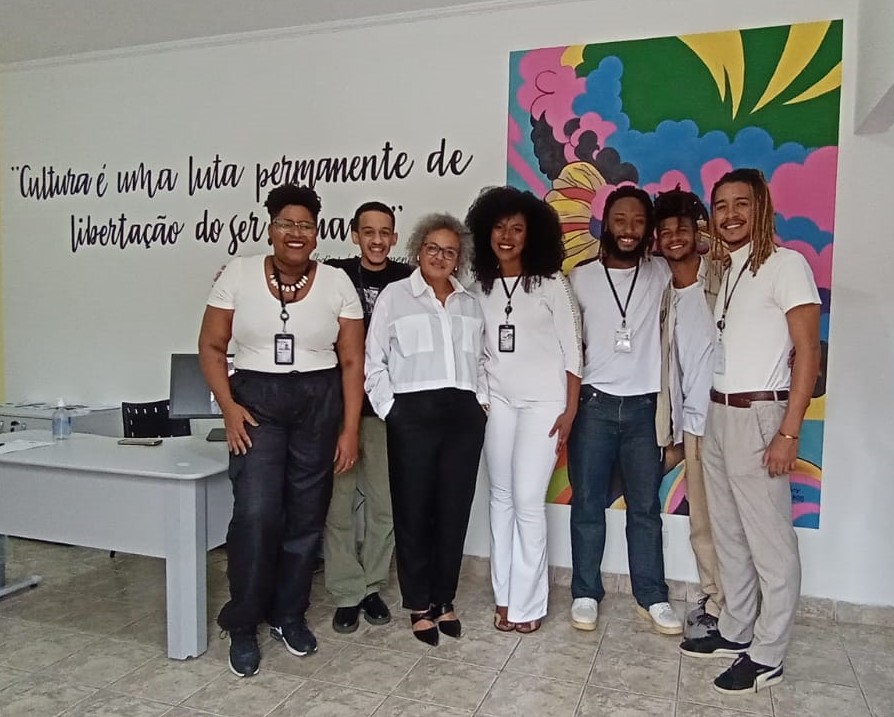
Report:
217,368,341,632
386,388,486,611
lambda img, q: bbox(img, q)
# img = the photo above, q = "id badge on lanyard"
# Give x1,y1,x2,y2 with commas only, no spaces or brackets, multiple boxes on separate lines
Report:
275,333,295,365
498,324,516,352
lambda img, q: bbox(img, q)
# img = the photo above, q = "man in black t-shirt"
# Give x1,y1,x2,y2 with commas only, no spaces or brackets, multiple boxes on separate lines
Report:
324,202,412,633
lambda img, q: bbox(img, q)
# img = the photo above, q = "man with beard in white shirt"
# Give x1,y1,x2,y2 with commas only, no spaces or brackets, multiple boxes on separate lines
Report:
679,169,820,696
567,185,682,636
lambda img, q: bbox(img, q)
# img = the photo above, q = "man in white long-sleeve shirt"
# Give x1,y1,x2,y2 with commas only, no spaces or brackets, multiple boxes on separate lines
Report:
655,188,724,637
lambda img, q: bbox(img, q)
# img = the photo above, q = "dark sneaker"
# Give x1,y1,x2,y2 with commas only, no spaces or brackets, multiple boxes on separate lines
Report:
680,631,751,658
361,593,392,625
227,628,260,677
714,654,784,694
332,605,361,634
271,621,318,657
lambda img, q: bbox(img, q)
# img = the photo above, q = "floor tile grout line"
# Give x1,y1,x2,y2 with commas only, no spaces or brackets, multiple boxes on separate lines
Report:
842,651,878,717
260,674,321,717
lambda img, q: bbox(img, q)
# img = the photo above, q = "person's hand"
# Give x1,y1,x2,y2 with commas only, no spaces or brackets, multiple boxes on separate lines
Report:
333,429,360,474
548,408,577,454
222,403,258,455
763,432,798,477
664,442,685,473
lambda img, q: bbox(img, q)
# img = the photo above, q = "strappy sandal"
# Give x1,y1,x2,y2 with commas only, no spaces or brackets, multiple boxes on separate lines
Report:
515,618,543,634
494,606,516,632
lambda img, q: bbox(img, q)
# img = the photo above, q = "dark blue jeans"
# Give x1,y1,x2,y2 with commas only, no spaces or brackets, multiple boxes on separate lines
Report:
567,385,668,608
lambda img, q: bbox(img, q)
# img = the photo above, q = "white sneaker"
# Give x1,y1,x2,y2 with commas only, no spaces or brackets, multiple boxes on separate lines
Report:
637,602,683,635
571,598,599,631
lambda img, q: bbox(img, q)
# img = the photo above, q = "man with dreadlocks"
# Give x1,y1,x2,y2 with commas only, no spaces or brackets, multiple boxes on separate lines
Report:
654,188,725,639
567,185,683,636
679,169,820,695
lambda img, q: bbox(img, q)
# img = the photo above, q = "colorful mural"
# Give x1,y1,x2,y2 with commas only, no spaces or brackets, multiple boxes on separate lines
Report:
509,21,841,528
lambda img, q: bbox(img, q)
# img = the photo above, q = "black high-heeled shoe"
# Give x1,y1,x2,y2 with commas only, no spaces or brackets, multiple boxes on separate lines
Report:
433,602,462,639
410,609,439,646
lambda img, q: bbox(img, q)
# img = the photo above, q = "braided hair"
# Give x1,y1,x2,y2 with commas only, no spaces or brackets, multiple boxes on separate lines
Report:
710,169,777,274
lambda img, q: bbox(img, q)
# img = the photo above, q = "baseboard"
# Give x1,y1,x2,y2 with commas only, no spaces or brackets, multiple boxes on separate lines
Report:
460,555,894,628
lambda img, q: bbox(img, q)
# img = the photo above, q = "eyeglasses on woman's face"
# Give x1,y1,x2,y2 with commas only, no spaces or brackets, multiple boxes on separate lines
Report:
422,241,459,261
271,218,316,236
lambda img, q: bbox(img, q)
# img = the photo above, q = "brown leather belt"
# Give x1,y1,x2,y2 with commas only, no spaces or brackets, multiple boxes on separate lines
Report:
710,389,789,408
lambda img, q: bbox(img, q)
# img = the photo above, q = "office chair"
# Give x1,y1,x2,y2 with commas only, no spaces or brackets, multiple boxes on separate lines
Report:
121,399,191,439
112,400,191,558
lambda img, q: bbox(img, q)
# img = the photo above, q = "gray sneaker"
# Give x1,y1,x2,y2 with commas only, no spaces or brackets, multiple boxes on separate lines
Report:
685,609,719,639
686,595,708,627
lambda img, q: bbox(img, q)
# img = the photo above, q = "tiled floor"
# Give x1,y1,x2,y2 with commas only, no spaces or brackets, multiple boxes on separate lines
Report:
0,539,892,716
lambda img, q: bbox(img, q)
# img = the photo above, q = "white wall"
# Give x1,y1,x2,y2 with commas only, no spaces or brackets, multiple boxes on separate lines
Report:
3,0,893,607
856,0,894,131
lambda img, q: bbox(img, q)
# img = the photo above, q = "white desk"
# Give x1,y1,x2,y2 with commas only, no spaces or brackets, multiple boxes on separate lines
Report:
0,403,122,436
0,431,232,659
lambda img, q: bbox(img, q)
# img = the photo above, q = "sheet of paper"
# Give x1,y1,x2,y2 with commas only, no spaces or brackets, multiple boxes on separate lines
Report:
0,440,55,455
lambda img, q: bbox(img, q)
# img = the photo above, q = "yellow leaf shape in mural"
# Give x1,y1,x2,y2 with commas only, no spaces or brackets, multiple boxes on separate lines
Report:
544,161,605,270
785,61,842,105
561,44,585,68
679,31,746,118
752,21,833,113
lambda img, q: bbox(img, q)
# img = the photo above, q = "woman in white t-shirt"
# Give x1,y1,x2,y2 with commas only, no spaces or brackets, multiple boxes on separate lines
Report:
198,185,364,678
466,186,582,634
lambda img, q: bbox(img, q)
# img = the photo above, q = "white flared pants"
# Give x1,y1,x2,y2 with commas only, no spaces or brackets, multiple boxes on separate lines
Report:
484,395,564,623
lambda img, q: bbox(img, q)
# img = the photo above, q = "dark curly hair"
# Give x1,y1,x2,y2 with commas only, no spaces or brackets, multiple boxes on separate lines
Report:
653,186,708,231
465,186,564,294
264,184,322,220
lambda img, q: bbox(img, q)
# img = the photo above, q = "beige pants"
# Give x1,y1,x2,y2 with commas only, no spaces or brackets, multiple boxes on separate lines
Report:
684,432,724,618
702,401,800,668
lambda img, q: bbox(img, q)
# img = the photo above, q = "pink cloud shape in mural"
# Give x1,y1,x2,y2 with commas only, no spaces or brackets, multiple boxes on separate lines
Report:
701,158,734,200
517,48,586,139
564,112,618,162
643,170,693,197
770,147,838,233
780,239,833,291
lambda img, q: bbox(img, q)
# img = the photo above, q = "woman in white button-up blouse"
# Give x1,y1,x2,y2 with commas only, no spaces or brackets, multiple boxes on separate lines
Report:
365,213,488,647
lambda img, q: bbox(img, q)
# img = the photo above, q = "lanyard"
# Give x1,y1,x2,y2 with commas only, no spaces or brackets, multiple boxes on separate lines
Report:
499,274,523,322
604,260,640,328
271,263,290,332
717,255,752,332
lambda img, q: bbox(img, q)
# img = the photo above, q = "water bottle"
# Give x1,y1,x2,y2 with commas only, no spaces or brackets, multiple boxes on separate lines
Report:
52,398,72,440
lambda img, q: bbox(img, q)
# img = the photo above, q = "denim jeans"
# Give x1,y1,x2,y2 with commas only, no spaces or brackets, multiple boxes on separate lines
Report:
567,385,668,607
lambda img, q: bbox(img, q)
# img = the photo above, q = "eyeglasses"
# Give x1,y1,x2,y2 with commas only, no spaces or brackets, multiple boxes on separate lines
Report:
271,218,316,235
422,242,459,261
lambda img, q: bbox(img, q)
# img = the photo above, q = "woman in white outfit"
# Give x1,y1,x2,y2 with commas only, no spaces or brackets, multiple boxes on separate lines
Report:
466,187,582,633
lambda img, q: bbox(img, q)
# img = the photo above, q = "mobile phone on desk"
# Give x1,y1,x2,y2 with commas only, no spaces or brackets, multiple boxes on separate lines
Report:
117,438,163,446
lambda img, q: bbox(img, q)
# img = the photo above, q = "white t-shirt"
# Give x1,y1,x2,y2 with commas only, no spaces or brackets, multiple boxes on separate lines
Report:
713,246,821,393
471,272,582,403
208,254,363,373
570,257,671,395
365,269,488,419
672,280,714,436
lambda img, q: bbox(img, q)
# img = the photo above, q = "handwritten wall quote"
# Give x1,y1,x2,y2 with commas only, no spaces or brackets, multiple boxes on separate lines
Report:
9,139,474,256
